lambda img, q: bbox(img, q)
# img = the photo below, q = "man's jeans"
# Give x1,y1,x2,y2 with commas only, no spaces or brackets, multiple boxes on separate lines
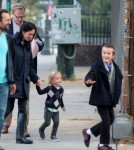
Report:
0,82,9,136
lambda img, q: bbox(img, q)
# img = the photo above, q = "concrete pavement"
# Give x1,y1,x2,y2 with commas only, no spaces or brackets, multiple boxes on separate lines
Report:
1,54,133,150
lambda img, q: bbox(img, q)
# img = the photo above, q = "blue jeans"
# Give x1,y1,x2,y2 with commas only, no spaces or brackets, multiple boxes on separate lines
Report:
0,82,9,136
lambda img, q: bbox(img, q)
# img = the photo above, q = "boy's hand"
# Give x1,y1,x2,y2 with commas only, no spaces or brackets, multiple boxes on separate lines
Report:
62,107,66,111
85,79,96,85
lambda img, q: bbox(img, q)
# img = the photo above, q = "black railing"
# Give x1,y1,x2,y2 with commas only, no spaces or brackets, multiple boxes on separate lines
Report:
81,15,111,45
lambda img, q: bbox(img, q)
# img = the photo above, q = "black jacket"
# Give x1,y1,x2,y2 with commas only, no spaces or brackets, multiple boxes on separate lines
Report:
9,33,39,100
85,58,123,107
5,33,15,84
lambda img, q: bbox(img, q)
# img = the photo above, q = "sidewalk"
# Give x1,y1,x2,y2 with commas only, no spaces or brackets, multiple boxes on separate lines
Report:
1,54,133,150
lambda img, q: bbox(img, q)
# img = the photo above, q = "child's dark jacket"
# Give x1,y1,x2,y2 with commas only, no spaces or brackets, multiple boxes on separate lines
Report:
85,58,123,107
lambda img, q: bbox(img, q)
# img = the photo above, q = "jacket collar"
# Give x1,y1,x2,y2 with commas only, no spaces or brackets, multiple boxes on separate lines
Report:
97,57,108,74
97,57,122,76
13,32,22,44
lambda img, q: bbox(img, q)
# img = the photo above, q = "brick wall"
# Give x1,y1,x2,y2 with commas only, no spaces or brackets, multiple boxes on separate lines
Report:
75,44,101,66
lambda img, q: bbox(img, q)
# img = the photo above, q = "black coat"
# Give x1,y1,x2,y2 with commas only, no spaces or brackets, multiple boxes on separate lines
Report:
9,33,39,100
85,58,123,107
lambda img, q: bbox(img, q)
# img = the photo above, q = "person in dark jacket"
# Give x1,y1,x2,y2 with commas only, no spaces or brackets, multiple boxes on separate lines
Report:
4,22,41,144
82,44,123,150
0,9,16,150
3,3,44,136
36,71,66,141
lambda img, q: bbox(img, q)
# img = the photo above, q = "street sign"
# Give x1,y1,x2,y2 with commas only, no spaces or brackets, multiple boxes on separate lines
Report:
51,7,81,44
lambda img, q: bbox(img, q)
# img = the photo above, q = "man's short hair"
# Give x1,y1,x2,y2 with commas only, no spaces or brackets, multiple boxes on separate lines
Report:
11,3,25,12
0,9,9,21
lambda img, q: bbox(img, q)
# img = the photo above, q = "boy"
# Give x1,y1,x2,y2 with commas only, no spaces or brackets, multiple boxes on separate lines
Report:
82,44,123,150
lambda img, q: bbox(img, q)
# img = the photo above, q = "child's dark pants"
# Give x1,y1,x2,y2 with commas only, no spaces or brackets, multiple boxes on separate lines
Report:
90,106,114,144
39,109,59,137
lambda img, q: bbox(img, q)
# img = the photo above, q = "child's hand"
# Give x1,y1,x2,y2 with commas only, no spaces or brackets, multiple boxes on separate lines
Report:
62,107,66,111
85,79,96,85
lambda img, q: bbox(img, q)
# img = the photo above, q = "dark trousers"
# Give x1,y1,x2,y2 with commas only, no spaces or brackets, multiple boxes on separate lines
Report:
5,98,27,118
39,108,59,137
91,106,115,144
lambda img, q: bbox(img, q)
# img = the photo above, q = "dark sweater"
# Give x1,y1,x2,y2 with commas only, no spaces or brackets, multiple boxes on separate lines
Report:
36,85,64,109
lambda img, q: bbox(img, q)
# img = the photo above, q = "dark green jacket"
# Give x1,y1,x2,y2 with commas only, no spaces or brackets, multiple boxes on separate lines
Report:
6,33,15,84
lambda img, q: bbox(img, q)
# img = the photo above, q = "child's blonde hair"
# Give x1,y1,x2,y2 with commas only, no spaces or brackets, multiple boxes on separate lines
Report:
48,71,62,84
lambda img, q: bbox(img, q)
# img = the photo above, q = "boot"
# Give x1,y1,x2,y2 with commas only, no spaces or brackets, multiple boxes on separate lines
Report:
16,112,33,144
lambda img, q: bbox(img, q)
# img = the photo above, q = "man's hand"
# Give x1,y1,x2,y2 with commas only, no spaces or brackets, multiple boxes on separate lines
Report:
9,84,16,95
85,79,96,85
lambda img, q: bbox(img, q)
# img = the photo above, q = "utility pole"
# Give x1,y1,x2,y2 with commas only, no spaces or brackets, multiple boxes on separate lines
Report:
57,0,75,79
41,2,52,55
41,15,51,55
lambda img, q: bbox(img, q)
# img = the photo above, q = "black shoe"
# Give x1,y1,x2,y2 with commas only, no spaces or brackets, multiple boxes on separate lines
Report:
82,129,91,147
98,145,115,150
16,137,33,144
39,129,45,139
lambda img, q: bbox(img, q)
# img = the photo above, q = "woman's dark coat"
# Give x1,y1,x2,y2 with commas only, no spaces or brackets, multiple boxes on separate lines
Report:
85,58,123,107
6,19,44,73
9,33,39,100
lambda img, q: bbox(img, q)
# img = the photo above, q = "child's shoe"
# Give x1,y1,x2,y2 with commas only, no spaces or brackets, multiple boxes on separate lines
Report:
39,128,45,139
82,129,91,147
98,145,115,150
51,136,60,142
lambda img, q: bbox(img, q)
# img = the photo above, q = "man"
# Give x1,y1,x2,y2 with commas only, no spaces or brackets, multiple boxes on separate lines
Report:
2,3,44,136
0,9,16,150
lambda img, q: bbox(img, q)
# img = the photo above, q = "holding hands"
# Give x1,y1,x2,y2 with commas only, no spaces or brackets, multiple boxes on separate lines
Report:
36,79,41,86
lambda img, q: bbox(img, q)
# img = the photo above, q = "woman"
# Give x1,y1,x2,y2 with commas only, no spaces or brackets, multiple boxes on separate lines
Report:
4,22,41,144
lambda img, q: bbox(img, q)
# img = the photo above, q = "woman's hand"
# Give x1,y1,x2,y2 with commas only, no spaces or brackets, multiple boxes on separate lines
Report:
36,79,41,86
9,84,16,95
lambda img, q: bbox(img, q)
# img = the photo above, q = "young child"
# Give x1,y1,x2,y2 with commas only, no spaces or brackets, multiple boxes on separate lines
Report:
82,44,123,150
36,71,66,141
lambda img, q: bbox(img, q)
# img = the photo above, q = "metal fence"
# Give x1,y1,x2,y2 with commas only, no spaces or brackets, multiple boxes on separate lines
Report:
111,0,126,70
81,14,111,45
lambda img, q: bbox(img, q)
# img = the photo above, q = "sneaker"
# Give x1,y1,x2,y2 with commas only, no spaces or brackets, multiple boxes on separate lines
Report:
98,145,115,150
82,129,91,147
51,136,60,142
39,129,45,139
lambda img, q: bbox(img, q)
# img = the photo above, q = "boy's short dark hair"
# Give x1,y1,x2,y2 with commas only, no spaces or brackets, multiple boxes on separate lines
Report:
0,9,8,21
102,43,115,55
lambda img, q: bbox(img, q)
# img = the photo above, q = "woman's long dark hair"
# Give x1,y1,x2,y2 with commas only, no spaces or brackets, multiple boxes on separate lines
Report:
17,22,37,51
19,21,37,41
